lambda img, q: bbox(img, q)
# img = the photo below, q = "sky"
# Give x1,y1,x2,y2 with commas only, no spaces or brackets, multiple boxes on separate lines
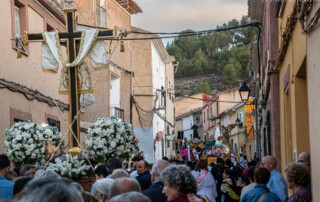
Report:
131,0,248,45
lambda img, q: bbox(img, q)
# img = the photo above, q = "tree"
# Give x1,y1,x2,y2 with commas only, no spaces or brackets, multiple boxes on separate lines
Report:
167,16,256,85
197,79,212,95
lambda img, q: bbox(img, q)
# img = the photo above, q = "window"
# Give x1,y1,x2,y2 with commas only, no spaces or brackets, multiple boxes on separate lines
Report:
47,118,61,131
12,1,27,52
14,118,24,123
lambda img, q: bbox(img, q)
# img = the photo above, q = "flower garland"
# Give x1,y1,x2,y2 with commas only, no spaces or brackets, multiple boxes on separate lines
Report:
86,117,137,162
46,154,91,179
4,122,63,166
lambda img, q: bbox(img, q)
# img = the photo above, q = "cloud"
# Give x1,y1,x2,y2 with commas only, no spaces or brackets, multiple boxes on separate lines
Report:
132,0,248,33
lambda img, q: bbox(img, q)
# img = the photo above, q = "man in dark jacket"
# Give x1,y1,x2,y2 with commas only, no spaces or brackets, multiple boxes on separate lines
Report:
142,160,170,202
136,160,151,191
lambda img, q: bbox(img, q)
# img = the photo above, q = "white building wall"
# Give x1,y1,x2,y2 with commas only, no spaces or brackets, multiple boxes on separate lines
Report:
183,115,193,140
134,127,154,163
151,42,166,162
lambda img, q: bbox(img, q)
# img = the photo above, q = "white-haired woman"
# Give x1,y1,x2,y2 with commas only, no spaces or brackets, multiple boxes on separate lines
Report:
95,178,114,202
161,165,210,202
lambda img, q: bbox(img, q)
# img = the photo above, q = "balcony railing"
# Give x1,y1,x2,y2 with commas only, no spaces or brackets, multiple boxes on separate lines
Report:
111,107,124,120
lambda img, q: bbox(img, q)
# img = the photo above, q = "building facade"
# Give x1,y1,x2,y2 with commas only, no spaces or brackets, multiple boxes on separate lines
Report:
0,0,69,153
0,0,142,152
276,0,310,174
248,0,281,169
131,27,176,163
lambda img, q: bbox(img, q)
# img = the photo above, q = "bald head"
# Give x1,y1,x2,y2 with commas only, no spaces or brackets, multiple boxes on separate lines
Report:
152,160,170,181
261,156,277,171
111,169,129,179
298,151,310,169
110,178,141,197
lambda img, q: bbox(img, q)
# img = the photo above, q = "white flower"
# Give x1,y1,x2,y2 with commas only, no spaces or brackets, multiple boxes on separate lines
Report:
86,140,93,147
97,141,104,148
117,145,124,151
110,141,116,148
23,124,32,130
16,135,22,141
45,129,53,136
106,120,113,126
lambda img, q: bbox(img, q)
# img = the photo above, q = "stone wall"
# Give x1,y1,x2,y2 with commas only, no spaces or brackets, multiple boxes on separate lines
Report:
175,73,229,96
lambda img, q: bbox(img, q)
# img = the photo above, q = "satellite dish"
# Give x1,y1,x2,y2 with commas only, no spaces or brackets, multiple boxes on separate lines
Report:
155,131,163,142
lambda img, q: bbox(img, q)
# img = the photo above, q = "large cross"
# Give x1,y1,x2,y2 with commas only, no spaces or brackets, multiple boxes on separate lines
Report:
23,5,117,148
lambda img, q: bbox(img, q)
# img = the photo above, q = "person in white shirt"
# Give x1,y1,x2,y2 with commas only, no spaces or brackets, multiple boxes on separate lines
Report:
192,159,217,201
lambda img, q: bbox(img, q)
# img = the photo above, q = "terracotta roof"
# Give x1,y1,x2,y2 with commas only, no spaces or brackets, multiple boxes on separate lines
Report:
115,0,142,14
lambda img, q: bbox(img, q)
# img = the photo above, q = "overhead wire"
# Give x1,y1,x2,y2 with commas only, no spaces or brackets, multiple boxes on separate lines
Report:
77,22,262,41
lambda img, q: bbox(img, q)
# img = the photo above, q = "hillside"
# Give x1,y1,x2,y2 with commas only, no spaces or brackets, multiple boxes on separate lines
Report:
167,16,258,96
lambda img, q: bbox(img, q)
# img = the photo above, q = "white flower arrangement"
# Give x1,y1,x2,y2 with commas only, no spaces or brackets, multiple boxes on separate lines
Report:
86,117,137,162
4,122,63,166
46,154,91,179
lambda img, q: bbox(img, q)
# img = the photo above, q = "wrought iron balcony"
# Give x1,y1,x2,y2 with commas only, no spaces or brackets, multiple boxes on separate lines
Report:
111,107,124,120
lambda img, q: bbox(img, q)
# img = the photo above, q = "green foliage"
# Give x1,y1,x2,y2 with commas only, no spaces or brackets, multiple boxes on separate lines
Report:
197,79,212,94
167,16,257,86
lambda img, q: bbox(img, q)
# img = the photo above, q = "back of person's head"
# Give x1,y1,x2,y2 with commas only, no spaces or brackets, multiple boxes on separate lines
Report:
109,191,150,202
246,166,256,183
19,165,36,177
34,169,60,179
254,167,270,185
225,159,232,167
162,157,169,161
82,191,98,202
251,160,257,167
285,162,310,187
13,177,32,196
224,168,233,177
0,154,10,170
111,169,129,179
217,157,224,164
186,161,193,170
20,178,83,202
195,159,208,171
131,155,143,162
152,160,170,181
161,165,197,194
7,171,18,181
111,178,141,197
71,182,84,192
106,158,122,173
94,165,109,178
95,178,114,199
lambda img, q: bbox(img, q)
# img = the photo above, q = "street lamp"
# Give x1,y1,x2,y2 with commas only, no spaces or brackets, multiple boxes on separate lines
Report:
238,81,260,163
239,82,250,102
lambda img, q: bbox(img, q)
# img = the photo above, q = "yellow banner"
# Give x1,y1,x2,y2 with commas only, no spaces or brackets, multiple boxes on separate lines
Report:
245,99,255,140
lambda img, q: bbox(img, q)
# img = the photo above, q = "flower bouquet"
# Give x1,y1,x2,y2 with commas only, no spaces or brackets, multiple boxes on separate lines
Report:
207,149,225,157
46,154,91,179
4,122,63,166
86,117,137,162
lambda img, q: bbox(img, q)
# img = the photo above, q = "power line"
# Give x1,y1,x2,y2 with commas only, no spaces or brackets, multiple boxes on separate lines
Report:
77,22,262,41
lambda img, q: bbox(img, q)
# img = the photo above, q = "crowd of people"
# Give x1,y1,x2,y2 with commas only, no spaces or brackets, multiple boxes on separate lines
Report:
0,150,312,202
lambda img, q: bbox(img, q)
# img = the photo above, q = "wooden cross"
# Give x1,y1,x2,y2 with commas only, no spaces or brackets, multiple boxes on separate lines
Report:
23,6,117,148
